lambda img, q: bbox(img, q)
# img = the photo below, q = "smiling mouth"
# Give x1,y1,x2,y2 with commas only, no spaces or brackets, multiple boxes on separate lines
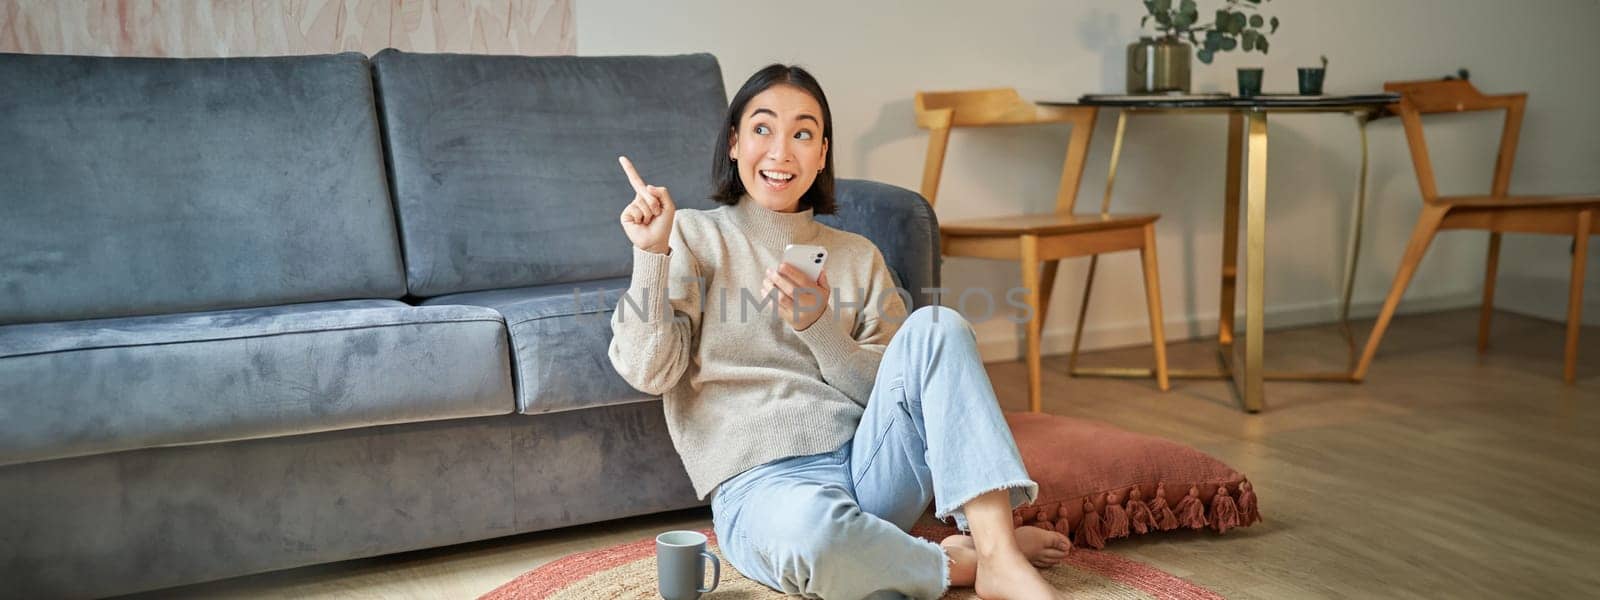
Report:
759,169,795,189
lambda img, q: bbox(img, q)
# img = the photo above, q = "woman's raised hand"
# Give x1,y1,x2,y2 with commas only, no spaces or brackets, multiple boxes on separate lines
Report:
617,156,676,255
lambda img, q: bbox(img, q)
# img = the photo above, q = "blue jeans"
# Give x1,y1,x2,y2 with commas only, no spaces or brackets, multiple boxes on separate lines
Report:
710,306,1039,599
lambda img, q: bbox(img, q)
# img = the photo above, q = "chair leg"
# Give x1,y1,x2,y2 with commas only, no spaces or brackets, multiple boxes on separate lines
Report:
1037,260,1060,330
1354,204,1449,381
1479,232,1502,354
1566,210,1592,384
1140,224,1171,391
1020,235,1044,412
1066,256,1098,374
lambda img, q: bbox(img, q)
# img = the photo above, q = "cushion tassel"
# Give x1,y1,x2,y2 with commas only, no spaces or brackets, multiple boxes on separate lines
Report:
1150,482,1179,531
1102,491,1130,539
1074,499,1106,549
1053,503,1072,537
1175,485,1208,529
1014,506,1036,529
1210,484,1241,533
1125,486,1158,535
1036,503,1059,534
1238,480,1261,526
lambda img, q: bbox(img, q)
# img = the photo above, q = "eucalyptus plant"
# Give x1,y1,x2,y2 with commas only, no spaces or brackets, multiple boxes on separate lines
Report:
1141,0,1280,64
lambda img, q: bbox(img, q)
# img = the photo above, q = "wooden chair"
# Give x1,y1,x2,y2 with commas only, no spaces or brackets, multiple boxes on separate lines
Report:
915,88,1170,413
1355,79,1598,384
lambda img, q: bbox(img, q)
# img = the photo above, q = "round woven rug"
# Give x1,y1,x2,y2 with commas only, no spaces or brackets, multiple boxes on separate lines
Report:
481,522,1222,599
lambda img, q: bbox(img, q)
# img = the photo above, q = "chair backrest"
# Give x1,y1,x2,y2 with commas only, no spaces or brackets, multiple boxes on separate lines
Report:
1383,79,1527,202
913,88,1097,214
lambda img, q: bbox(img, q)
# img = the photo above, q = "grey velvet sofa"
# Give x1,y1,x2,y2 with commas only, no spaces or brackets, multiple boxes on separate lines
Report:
0,49,940,598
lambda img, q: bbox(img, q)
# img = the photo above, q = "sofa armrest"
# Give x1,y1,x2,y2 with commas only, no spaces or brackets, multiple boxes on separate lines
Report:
817,179,942,309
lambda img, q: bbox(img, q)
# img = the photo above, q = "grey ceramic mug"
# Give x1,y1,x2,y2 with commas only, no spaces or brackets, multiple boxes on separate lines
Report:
656,530,720,599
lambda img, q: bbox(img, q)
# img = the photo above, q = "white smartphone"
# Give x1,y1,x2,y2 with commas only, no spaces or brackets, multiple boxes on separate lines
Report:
781,243,829,284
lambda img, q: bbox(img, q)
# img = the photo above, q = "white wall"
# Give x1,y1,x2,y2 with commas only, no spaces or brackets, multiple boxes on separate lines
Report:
578,0,1600,362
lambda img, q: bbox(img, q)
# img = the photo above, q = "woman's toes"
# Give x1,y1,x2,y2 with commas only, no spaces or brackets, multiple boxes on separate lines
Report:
1030,550,1066,567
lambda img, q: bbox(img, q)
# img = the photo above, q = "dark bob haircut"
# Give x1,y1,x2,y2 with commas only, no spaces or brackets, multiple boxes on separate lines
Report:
710,64,836,215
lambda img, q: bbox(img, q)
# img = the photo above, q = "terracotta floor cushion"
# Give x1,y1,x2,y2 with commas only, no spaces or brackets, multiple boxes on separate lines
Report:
996,412,1261,550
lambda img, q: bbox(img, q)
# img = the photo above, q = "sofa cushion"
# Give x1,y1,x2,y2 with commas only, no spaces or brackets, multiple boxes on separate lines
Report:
425,278,645,415
371,50,728,297
0,300,514,466
0,52,406,325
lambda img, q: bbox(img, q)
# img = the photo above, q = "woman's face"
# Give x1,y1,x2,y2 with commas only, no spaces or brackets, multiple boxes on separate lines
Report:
729,84,829,213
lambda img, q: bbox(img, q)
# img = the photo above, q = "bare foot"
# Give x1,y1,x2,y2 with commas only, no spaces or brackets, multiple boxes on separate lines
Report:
975,548,1064,600
941,536,978,587
950,489,1068,599
944,527,1070,569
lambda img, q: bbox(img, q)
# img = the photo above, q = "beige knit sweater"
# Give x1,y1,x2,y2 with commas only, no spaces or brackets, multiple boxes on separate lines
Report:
608,197,909,499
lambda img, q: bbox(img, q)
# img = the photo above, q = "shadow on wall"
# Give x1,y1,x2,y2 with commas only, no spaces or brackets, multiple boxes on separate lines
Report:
850,98,918,178
1077,8,1125,94
848,8,1125,177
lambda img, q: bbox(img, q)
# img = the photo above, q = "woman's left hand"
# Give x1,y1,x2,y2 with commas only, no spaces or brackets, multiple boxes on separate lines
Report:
762,265,830,332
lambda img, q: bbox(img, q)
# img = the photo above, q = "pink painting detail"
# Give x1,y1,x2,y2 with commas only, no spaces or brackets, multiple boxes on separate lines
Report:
0,0,573,57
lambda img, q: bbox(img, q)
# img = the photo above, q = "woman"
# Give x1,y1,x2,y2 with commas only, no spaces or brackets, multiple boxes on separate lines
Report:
609,64,1068,600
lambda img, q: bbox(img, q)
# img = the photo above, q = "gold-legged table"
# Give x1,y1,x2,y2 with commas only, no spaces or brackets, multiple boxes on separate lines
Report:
1042,94,1397,412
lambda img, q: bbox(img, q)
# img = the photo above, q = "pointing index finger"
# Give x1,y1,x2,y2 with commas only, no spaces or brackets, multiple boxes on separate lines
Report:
617,156,651,198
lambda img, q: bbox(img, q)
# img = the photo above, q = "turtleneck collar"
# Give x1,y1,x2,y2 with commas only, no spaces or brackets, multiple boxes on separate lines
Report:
728,194,819,247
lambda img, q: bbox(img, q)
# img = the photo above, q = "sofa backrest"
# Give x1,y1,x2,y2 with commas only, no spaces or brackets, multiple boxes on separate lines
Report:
0,52,406,325
371,50,727,297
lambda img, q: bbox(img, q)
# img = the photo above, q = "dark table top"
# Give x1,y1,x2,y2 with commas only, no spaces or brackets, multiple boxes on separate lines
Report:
1046,92,1400,111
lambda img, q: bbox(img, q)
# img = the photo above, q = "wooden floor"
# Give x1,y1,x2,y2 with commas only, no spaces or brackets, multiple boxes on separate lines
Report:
132,309,1598,599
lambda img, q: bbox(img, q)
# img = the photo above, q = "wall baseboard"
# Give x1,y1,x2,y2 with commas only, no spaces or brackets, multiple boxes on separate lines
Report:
1489,273,1600,328
973,291,1482,363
